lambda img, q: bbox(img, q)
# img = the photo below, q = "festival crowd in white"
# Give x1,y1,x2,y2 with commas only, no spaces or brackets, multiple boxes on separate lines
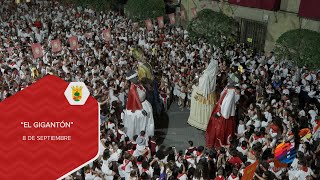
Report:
0,0,320,180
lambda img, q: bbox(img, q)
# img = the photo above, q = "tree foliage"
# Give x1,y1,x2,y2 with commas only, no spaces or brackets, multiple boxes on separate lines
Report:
187,9,237,47
124,0,165,22
275,29,320,69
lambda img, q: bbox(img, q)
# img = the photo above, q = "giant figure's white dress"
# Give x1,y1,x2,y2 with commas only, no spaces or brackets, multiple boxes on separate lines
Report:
187,60,218,130
123,84,154,139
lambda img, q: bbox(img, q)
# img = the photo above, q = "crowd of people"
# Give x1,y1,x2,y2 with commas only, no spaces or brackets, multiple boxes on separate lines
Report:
1,1,320,180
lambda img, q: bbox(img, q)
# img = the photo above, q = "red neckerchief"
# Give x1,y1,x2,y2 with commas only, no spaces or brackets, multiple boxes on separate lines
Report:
231,174,237,179
121,159,130,170
215,175,225,180
184,155,191,159
127,149,134,155
272,166,280,172
267,159,273,163
254,135,260,140
241,146,246,150
314,120,320,132
251,150,256,156
271,129,277,134
302,166,308,172
177,173,184,178
137,162,142,165
142,168,148,172
288,132,294,136
271,125,279,133
196,151,202,156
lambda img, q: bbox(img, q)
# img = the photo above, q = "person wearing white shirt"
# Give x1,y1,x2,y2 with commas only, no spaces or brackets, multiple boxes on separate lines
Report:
290,151,304,170
101,150,116,180
288,160,316,180
236,141,248,156
267,54,275,65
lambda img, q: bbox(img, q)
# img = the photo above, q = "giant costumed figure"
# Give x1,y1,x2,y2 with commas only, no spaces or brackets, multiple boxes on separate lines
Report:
123,69,154,139
130,48,162,117
205,74,241,148
187,60,219,130
123,48,160,139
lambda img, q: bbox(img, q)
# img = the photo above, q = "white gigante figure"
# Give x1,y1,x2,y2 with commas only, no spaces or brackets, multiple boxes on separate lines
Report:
188,59,219,130
123,70,154,139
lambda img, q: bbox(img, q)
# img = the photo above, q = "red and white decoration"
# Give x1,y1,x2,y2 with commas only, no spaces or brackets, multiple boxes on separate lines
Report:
7,47,14,56
51,39,62,53
31,43,43,59
157,16,164,28
145,19,153,31
168,13,176,25
102,29,112,42
68,36,79,50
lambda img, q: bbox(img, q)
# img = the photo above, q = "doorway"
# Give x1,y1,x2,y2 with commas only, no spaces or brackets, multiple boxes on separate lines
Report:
239,18,267,51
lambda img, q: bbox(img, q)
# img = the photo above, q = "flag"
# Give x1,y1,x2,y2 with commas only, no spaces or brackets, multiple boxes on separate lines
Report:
247,38,253,43
145,19,153,31
75,12,81,18
191,7,197,17
180,11,186,20
274,158,288,168
168,13,176,25
85,32,93,39
102,29,112,42
157,16,164,28
68,36,79,50
51,39,62,53
31,43,43,59
7,47,14,56
242,161,258,180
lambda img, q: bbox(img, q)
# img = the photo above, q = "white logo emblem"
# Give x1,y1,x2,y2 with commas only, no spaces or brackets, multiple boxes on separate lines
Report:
64,82,90,105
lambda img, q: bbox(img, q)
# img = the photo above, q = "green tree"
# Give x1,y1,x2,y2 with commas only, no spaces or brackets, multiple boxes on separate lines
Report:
124,0,165,22
187,9,237,47
275,29,320,69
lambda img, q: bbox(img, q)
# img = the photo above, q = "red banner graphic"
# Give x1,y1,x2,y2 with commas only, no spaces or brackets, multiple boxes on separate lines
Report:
0,75,99,180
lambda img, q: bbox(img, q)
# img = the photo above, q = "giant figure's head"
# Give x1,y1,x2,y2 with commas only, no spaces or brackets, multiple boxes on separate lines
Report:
130,47,154,81
126,70,139,85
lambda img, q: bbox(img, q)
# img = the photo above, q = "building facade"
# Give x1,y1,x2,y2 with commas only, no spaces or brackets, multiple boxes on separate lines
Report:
181,0,320,52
